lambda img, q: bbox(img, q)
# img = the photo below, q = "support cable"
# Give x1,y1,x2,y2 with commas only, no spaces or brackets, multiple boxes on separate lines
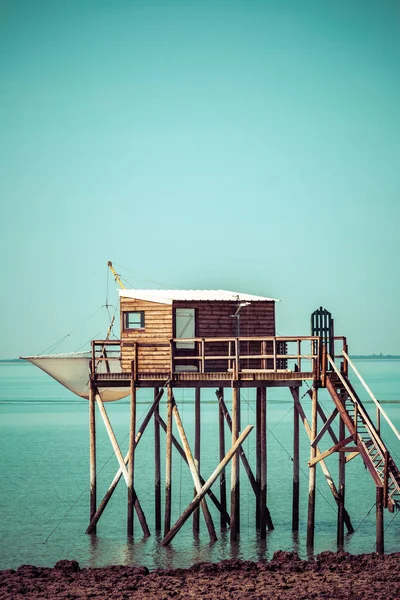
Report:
38,306,104,355
239,392,336,513
113,262,174,289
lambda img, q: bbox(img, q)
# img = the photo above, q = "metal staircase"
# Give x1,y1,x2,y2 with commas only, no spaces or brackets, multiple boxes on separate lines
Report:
326,357,400,512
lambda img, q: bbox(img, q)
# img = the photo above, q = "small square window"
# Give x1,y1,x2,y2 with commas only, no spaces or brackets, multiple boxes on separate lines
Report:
124,311,145,330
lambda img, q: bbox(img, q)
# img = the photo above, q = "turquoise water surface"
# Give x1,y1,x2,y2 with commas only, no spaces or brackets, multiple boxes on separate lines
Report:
0,360,399,570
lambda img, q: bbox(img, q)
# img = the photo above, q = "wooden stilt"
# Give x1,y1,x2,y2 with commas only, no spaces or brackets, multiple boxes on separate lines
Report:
230,384,240,541
172,399,217,542
86,389,163,535
292,387,300,532
218,387,227,529
161,425,254,547
376,486,384,554
193,388,201,534
96,395,129,483
127,372,136,536
260,387,267,539
89,380,96,534
216,388,273,530
290,387,354,533
164,385,173,536
307,384,318,550
337,415,345,549
155,411,230,524
256,387,261,529
154,387,161,532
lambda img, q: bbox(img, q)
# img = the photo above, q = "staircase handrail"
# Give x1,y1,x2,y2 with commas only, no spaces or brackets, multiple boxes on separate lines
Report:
326,354,389,455
343,351,400,442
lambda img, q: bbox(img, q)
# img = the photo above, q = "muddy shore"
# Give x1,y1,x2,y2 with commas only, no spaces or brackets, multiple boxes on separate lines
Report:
0,551,399,599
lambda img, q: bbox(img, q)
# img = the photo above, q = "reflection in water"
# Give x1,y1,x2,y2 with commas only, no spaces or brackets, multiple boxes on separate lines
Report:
291,531,300,556
88,534,99,567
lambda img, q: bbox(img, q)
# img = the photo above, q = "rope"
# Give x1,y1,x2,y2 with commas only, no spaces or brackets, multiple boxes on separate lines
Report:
384,507,399,532
38,306,104,355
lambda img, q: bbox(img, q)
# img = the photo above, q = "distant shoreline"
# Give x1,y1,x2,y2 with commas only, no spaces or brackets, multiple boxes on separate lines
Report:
350,355,400,360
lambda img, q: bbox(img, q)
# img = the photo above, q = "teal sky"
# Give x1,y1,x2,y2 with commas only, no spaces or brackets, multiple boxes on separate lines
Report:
1,0,399,357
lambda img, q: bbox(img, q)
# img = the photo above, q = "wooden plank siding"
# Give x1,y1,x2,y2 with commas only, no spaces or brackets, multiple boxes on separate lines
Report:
120,298,276,374
120,299,172,372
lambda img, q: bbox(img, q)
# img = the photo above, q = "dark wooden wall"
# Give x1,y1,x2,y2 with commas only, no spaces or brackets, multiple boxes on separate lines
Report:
173,300,276,371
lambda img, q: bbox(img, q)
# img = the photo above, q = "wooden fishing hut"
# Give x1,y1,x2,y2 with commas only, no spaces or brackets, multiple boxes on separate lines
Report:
88,290,400,554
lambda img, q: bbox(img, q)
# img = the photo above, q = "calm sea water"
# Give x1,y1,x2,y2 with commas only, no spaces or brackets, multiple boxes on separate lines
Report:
1,360,399,570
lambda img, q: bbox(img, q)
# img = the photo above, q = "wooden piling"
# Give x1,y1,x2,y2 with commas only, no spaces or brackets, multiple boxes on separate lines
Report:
218,387,228,529
172,400,217,542
162,425,254,547
193,388,201,534
256,387,261,529
89,380,96,533
127,372,136,536
376,486,384,554
155,411,230,524
230,384,240,541
337,415,345,549
86,389,163,535
307,384,318,550
292,387,300,532
154,387,161,532
260,387,267,538
216,388,273,530
164,385,173,536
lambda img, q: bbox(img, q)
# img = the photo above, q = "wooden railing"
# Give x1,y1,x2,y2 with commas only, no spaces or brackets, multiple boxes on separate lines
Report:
91,340,121,375
170,336,321,376
91,336,322,378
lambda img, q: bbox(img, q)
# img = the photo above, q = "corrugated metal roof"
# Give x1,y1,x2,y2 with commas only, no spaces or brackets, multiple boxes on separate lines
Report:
119,289,279,304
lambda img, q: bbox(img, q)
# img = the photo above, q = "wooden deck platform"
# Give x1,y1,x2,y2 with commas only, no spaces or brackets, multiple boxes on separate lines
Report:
94,370,310,388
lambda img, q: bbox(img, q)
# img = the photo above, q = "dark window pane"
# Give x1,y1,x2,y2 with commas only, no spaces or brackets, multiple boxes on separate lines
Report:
125,311,144,329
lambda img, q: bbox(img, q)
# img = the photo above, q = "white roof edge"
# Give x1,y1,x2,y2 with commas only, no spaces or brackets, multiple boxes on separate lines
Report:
118,289,279,304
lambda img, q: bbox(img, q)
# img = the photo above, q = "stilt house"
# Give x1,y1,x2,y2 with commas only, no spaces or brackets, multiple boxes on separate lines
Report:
119,289,281,374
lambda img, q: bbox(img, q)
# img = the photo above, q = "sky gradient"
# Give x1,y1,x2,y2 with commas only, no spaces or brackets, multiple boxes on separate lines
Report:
1,0,399,357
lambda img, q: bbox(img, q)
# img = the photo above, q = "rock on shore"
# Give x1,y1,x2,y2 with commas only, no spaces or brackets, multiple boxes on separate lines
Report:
1,551,399,599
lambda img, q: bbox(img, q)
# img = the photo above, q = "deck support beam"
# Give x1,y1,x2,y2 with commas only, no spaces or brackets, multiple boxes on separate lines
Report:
172,398,217,542
215,388,273,532
89,380,97,534
337,415,346,549
193,388,201,534
161,425,254,547
292,386,300,532
230,384,240,541
164,385,173,536
218,388,228,529
256,388,261,529
154,388,162,532
154,412,230,524
290,388,354,534
127,372,136,536
260,387,268,538
376,486,384,554
307,384,318,550
86,388,163,535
